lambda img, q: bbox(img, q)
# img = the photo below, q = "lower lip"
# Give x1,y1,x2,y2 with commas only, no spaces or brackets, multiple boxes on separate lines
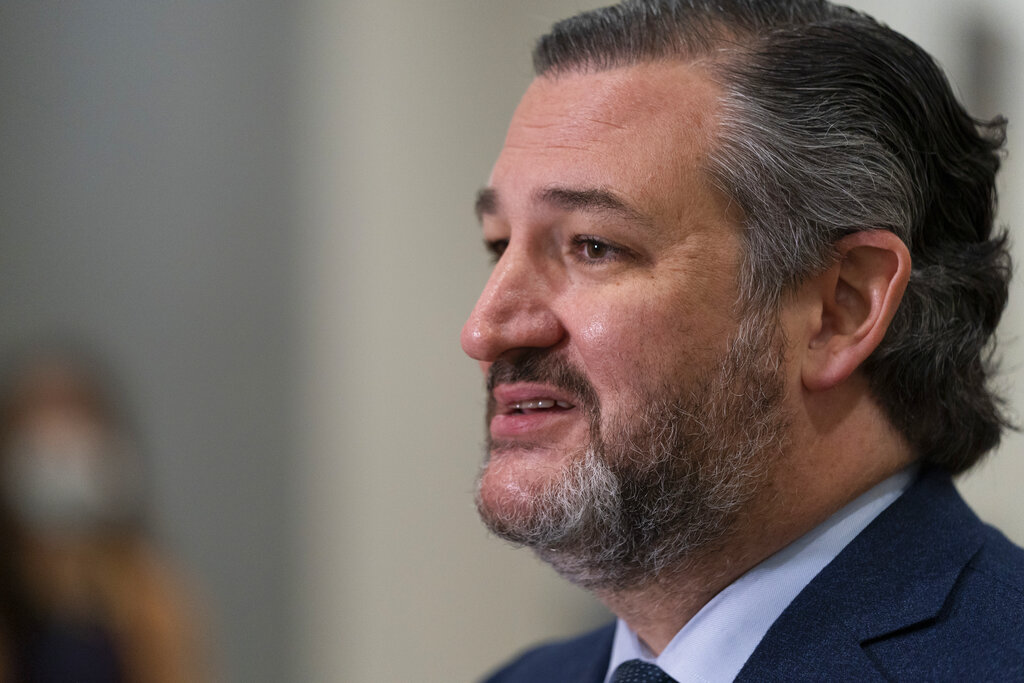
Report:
490,409,577,438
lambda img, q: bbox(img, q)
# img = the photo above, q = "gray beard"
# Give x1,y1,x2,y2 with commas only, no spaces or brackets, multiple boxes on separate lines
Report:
475,319,789,592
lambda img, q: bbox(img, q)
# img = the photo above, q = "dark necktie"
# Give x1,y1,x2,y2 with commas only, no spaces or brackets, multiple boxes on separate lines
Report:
609,659,677,683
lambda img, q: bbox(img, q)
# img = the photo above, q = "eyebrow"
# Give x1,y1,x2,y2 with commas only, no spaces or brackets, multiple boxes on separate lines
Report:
474,187,499,223
474,186,647,225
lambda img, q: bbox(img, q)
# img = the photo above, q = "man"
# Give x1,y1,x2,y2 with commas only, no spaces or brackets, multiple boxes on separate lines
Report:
463,1,1024,681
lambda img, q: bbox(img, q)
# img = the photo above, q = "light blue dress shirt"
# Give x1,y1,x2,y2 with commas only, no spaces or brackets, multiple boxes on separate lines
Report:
604,468,916,683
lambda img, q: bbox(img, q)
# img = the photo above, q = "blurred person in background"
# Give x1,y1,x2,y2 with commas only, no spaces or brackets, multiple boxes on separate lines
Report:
0,343,207,683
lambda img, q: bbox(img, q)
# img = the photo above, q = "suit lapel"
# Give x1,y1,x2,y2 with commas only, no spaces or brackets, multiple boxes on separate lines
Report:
736,470,985,680
541,623,614,683
563,627,614,683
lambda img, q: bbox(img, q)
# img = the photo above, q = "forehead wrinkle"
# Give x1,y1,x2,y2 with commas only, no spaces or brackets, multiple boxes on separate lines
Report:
504,97,638,153
503,143,592,152
583,116,628,131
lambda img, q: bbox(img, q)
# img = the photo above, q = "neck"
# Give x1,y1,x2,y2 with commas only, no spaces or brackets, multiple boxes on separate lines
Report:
591,496,804,654
594,386,914,655
594,554,747,654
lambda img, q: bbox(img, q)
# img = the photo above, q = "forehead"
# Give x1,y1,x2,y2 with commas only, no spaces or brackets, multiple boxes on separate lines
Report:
491,62,722,218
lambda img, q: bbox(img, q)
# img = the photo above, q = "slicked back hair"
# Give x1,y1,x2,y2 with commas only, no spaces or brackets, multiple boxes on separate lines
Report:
533,0,1010,474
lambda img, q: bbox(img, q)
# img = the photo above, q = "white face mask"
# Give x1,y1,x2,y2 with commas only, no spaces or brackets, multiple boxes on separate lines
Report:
3,422,141,537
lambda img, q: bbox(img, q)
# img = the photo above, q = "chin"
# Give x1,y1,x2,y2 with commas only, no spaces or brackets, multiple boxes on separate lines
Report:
476,454,554,519
475,446,584,545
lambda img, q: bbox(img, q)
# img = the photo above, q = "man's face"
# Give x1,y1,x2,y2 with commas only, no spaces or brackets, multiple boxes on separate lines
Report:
462,63,789,587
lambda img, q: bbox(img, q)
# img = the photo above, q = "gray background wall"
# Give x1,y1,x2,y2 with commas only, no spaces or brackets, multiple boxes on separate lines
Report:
0,3,294,681
2,2,1021,682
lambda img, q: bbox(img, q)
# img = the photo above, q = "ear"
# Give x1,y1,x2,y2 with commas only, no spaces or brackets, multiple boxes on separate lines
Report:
801,231,911,392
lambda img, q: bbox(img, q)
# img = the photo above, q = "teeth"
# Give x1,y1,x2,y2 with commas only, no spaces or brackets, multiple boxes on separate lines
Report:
514,399,555,410
511,399,573,412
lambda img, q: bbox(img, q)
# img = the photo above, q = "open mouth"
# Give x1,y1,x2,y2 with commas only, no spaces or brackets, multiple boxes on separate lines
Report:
489,385,581,439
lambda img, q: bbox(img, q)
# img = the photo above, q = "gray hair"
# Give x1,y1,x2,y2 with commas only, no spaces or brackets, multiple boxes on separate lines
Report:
533,0,1010,474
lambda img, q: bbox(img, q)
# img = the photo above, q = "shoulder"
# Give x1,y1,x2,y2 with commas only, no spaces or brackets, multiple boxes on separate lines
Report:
932,522,1024,645
740,470,1024,681
969,522,1024,591
481,622,615,683
864,522,1024,680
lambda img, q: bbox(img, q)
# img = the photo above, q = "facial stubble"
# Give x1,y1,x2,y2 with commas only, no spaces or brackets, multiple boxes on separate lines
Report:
475,320,789,592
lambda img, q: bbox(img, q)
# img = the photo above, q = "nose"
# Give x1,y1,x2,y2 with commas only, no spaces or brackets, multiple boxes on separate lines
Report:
461,247,564,363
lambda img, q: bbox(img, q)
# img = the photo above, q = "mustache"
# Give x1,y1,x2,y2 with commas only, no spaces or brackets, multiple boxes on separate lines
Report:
486,350,600,415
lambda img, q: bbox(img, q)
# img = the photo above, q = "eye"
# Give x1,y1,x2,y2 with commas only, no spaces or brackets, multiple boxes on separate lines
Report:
485,238,509,263
571,235,622,264
582,240,609,259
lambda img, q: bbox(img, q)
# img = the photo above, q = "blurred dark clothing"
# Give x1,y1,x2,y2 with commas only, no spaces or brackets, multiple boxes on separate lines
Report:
17,620,123,683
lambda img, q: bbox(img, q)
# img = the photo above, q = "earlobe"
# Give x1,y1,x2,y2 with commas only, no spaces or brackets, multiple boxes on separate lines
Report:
802,231,911,392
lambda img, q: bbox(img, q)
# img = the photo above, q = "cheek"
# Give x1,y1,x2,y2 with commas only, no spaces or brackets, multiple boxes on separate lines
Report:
580,318,607,345
566,287,735,392
567,298,678,388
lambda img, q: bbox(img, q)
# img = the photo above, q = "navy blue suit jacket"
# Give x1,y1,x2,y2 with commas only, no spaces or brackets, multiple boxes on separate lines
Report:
483,469,1024,682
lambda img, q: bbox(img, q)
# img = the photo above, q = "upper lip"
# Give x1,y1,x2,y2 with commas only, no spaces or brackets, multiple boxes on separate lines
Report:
491,382,577,415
